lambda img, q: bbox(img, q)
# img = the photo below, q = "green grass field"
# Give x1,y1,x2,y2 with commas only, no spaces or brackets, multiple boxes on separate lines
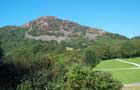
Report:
94,59,136,69
123,57,140,64
108,69,140,84
94,57,140,84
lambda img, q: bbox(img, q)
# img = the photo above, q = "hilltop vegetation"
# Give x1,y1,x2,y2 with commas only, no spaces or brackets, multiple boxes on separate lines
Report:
0,17,140,90
131,36,140,40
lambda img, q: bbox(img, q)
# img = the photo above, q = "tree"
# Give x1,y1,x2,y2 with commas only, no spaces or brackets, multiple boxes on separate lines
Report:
130,39,140,56
0,42,3,62
84,49,100,67
121,41,135,58
0,48,2,60
109,43,123,58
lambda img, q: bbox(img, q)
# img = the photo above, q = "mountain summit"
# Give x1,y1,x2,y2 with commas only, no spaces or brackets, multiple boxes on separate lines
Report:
23,16,58,30
23,16,105,42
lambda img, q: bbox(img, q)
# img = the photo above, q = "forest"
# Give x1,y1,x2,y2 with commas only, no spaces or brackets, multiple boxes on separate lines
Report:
0,26,140,90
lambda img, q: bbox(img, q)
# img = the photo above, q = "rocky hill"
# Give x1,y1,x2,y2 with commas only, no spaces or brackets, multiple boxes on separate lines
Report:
23,16,105,42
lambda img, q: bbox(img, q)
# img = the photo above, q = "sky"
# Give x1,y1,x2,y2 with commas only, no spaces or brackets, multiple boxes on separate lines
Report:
0,0,140,38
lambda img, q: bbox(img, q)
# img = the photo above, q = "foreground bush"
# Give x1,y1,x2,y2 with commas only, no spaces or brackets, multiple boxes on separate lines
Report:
62,64,122,90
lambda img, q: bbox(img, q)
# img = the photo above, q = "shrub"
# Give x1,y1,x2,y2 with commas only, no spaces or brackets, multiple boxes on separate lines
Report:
62,64,122,90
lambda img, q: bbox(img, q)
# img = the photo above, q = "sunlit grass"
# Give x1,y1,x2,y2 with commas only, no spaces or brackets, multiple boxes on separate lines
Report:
94,58,140,84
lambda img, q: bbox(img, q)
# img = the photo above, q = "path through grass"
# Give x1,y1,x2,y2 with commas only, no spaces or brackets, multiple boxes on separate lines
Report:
94,58,140,84
123,57,140,65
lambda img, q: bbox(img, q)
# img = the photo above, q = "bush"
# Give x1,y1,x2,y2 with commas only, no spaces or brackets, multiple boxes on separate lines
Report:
62,64,122,90
16,80,33,90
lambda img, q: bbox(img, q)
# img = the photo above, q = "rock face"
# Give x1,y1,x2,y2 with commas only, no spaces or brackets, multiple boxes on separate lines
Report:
23,16,65,30
23,16,106,42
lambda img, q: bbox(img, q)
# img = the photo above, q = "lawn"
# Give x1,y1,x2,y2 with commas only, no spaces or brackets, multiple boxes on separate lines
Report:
123,57,140,64
94,59,136,70
94,58,140,84
108,69,140,84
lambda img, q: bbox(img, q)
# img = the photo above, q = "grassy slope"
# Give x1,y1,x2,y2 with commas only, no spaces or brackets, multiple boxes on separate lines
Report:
94,58,140,84
95,59,136,69
109,69,140,84
123,57,140,64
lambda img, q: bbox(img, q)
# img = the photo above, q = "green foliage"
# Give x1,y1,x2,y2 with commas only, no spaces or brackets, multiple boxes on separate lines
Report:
0,26,27,52
28,69,51,90
63,38,90,49
131,36,140,40
109,39,140,58
84,49,100,67
63,64,122,90
2,26,140,90
28,29,65,37
16,80,33,90
0,42,3,60
95,32,128,46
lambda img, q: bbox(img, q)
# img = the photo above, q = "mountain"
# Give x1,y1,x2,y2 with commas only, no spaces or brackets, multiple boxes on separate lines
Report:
0,16,130,90
131,36,140,40
22,16,106,42
0,16,128,47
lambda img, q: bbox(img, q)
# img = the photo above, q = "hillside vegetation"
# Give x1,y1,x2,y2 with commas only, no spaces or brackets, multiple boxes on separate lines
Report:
0,16,140,90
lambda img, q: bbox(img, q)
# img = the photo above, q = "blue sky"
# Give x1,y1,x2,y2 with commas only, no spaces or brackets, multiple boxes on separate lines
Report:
0,0,140,38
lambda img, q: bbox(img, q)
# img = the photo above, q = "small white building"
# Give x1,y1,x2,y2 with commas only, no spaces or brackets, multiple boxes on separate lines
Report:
66,47,73,51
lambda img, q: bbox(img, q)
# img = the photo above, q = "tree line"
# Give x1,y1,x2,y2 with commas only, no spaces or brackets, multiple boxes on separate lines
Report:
0,27,140,90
